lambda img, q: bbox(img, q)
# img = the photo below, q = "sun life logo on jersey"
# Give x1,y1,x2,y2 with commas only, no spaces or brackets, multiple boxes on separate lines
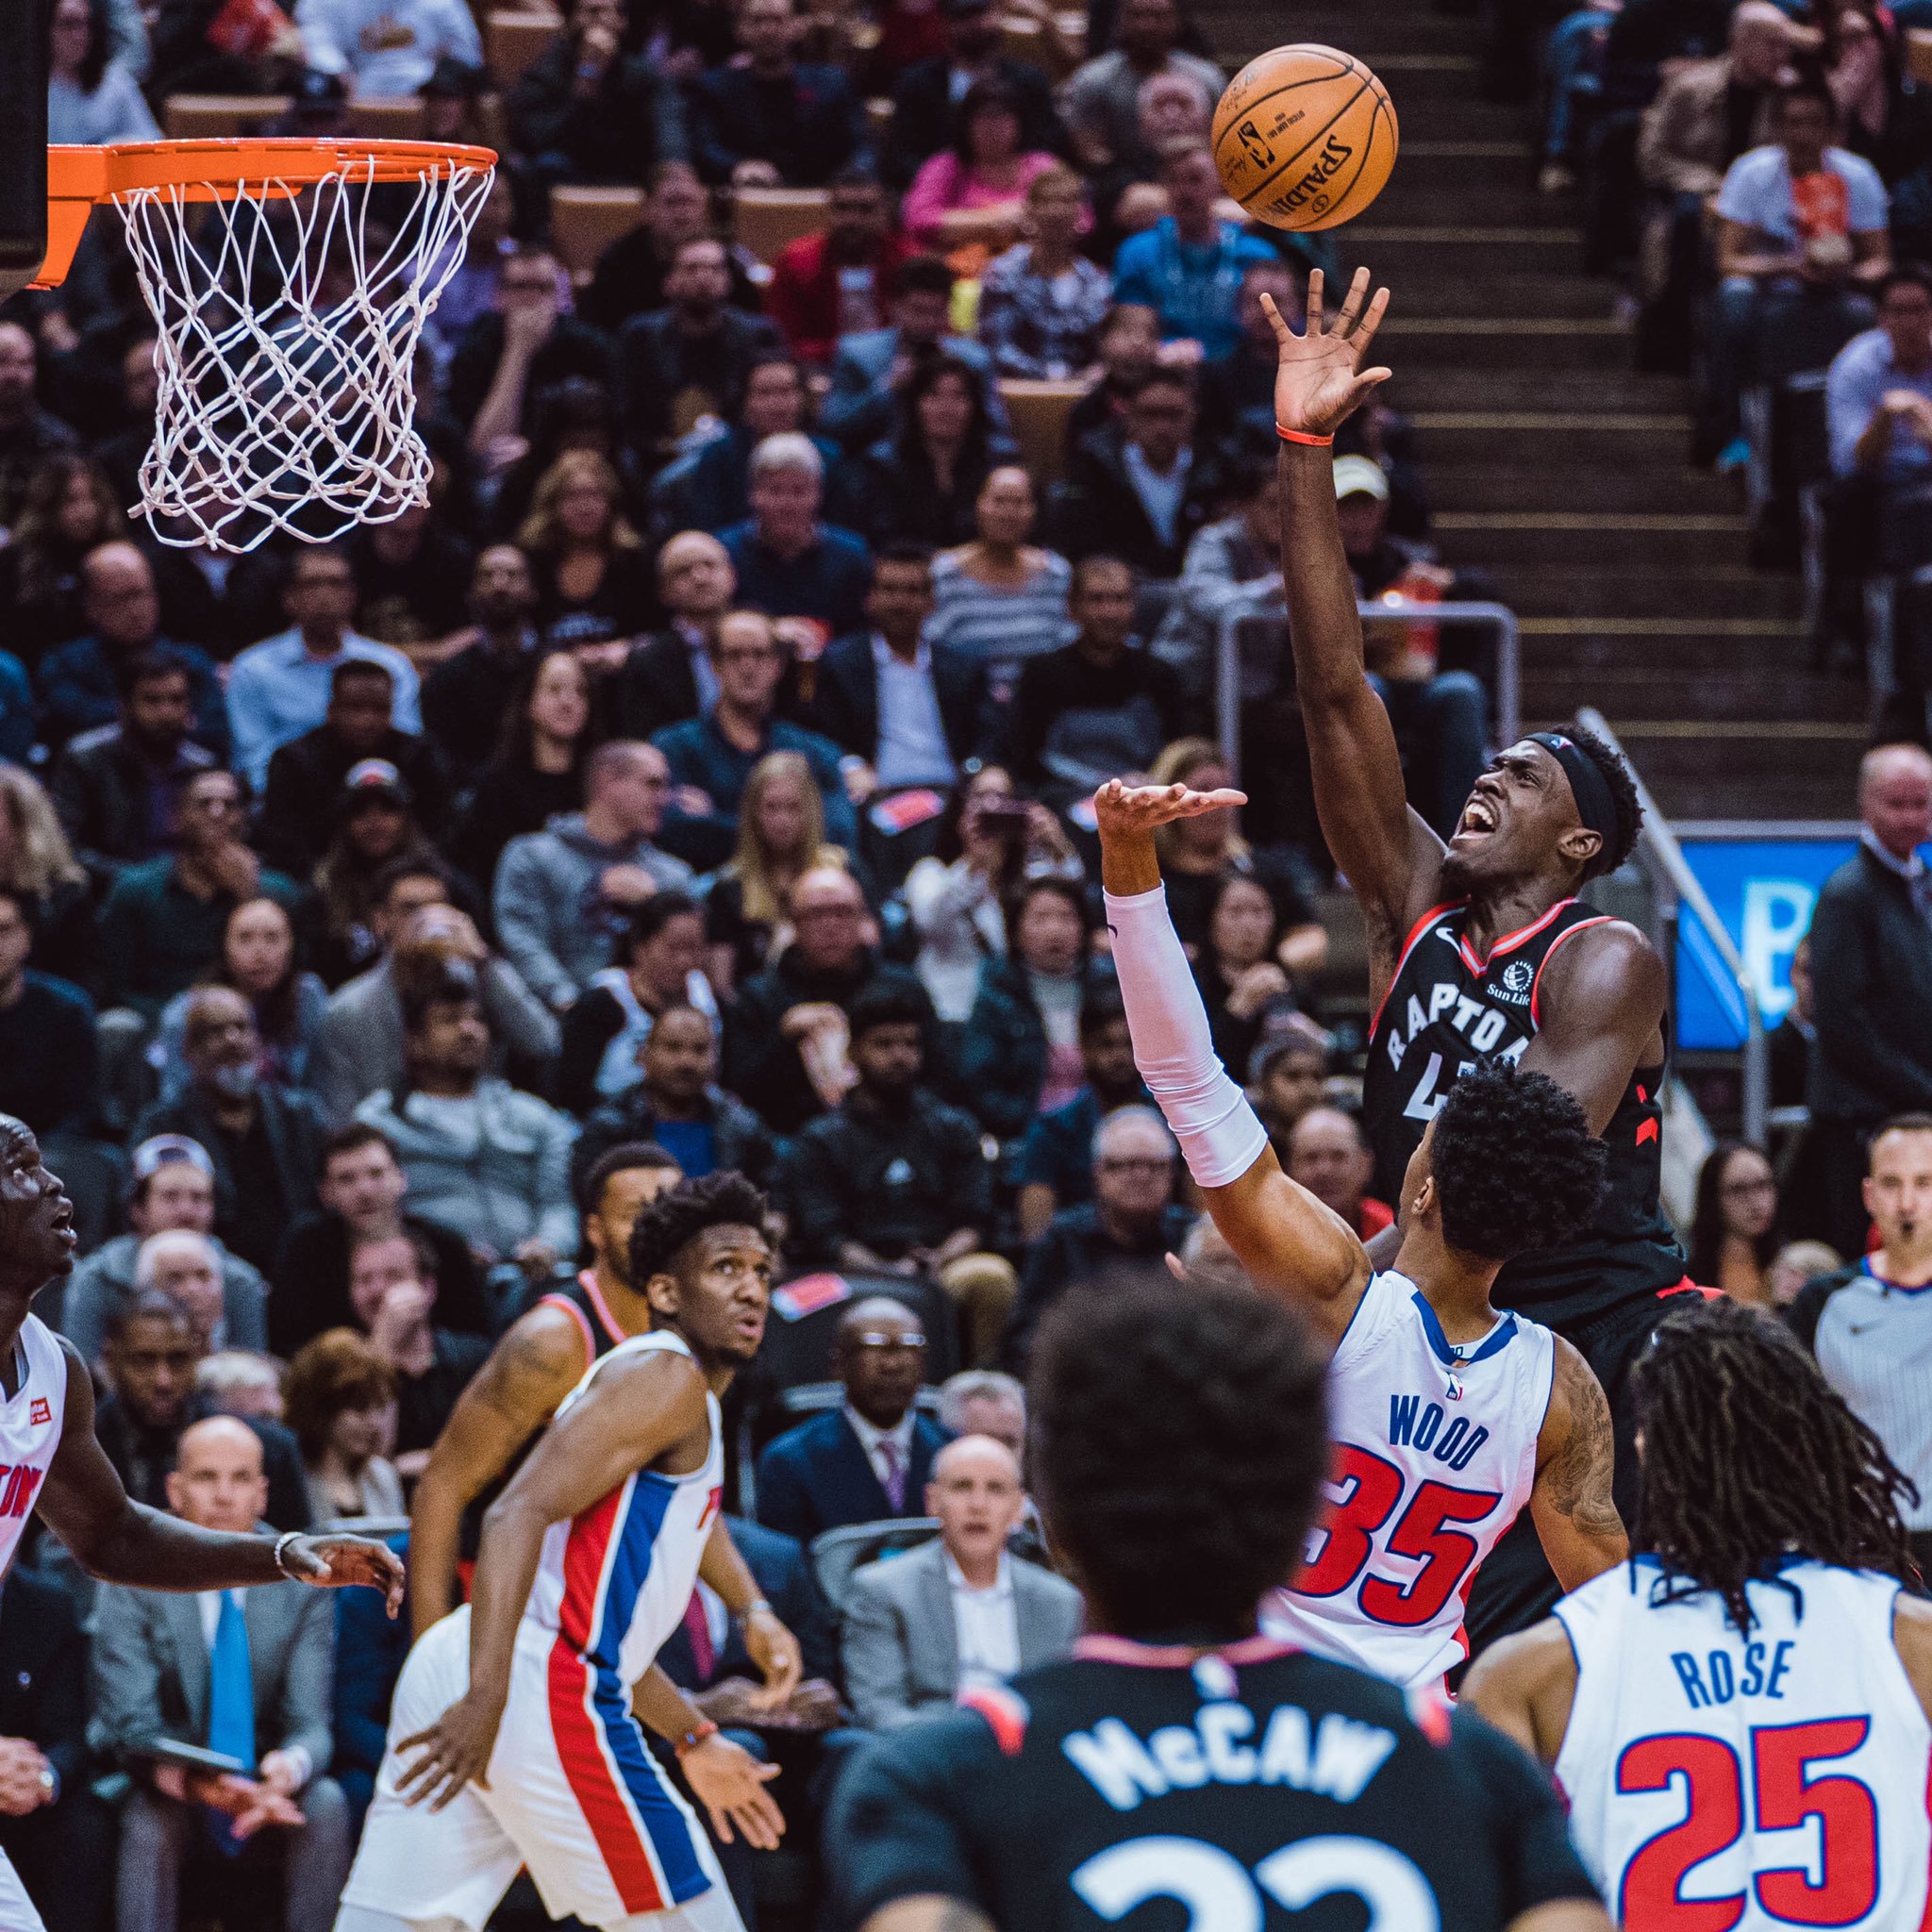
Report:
1495,960,1534,1007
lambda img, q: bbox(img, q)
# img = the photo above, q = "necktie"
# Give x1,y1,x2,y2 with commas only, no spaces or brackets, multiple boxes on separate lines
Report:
879,1438,906,1512
205,1592,255,1857
681,1590,716,1684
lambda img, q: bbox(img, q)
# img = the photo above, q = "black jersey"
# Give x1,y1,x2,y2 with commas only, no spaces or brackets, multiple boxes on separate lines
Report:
1362,896,1684,1326
828,1635,1598,1932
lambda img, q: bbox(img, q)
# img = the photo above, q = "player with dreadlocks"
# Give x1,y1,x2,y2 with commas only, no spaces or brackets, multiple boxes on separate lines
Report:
1467,1296,1932,1927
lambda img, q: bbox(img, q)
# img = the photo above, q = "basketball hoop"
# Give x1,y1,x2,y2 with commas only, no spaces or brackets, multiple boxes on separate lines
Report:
38,139,495,552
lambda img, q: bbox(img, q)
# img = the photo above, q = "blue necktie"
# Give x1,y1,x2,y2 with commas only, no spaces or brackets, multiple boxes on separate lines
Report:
205,1592,255,1856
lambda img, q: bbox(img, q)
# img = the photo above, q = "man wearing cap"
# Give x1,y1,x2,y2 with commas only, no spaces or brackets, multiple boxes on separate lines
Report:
256,659,448,875
1254,266,1684,1644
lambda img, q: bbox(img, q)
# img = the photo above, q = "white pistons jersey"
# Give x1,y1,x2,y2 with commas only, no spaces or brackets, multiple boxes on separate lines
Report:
0,1317,65,1587
1262,1268,1555,1690
523,1328,724,1690
1555,1558,1932,1931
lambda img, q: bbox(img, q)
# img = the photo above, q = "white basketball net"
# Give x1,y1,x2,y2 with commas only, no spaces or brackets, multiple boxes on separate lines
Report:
113,148,494,552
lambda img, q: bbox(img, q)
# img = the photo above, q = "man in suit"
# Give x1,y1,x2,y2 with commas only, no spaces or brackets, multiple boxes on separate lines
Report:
756,1296,949,1542
0,1567,114,1932
90,1417,349,1932
692,0,867,188
841,1435,1081,1729
611,533,740,742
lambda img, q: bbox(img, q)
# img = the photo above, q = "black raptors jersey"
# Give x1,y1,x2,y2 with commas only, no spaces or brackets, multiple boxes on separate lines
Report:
1363,897,1683,1327
828,1636,1598,1930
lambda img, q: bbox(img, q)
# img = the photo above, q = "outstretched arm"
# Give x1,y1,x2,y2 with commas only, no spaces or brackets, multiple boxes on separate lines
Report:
1529,1340,1627,1591
1263,270,1445,966
38,1347,403,1608
1096,780,1370,1343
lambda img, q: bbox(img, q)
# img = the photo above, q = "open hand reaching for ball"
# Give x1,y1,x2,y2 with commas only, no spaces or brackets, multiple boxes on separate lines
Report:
1260,266,1393,441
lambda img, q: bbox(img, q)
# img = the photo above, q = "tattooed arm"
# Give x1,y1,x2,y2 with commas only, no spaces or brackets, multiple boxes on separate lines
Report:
1528,1338,1628,1591
861,1904,996,1932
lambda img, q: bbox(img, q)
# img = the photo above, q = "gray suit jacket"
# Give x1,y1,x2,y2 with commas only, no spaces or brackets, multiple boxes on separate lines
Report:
841,1537,1083,1731
89,1571,336,1775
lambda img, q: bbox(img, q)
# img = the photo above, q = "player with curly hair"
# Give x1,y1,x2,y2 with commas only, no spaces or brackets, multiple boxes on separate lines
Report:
1096,782,1627,1691
338,1173,783,1932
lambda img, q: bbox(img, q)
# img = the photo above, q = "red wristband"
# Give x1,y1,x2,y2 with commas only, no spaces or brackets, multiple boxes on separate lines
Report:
1276,425,1334,446
675,1720,720,1758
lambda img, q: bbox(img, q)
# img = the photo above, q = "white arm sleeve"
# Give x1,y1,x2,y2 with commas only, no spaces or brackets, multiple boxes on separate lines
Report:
1103,883,1270,1189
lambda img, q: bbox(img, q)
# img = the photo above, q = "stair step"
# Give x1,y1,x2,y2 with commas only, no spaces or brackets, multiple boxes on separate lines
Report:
1382,316,1635,371
1433,511,1747,568
1490,566,1800,621
1394,275,1609,321
1389,93,1537,142
1409,411,1694,463
1575,726,1864,818
1341,225,1585,282
1390,367,1688,412
1377,178,1550,225
1520,618,1809,674
1220,11,1485,54
1423,461,1737,514
1520,671,1860,724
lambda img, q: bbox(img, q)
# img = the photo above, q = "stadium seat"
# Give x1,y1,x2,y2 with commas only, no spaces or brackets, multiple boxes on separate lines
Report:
733,187,833,264
484,9,562,87
344,96,429,138
810,1517,941,1612
549,183,648,277
997,377,1085,486
161,93,292,138
1908,25,1932,85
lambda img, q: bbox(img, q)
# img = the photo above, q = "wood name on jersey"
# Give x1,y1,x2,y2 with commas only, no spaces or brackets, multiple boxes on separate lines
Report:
1383,966,1533,1127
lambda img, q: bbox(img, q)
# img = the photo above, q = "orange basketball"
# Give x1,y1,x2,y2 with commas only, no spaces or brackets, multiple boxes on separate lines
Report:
1211,43,1398,232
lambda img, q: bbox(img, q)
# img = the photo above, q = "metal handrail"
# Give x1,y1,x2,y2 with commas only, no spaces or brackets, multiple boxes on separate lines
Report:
1575,708,1768,1146
1211,585,1522,777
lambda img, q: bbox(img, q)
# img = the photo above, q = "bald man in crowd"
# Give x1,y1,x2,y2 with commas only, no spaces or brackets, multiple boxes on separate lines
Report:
840,1436,1083,1730
1807,741,1932,1252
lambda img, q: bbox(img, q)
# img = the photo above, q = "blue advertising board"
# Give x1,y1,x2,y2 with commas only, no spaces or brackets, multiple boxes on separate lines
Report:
1673,831,1858,1051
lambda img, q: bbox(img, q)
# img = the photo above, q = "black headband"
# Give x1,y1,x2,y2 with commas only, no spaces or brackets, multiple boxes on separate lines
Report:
1527,731,1619,862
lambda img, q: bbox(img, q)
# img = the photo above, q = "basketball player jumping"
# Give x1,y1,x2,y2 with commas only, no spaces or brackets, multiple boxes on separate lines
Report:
0,1116,403,1932
1467,1297,1932,1927
337,1174,786,1932
1097,784,1627,1690
828,1274,1614,1932
1258,267,1688,1644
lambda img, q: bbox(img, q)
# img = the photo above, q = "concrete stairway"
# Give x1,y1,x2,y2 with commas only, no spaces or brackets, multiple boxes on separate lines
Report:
1193,0,1869,819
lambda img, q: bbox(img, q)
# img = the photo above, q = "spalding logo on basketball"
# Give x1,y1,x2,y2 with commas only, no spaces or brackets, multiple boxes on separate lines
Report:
1211,43,1398,232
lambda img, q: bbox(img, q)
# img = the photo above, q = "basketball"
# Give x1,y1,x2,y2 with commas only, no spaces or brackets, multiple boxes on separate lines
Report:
1211,43,1399,232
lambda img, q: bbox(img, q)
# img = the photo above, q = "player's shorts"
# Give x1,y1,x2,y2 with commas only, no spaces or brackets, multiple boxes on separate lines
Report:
0,1849,44,1932
341,1607,741,1932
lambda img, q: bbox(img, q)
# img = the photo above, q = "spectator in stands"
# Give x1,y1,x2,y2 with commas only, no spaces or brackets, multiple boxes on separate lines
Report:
1060,0,1221,172
1008,555,1189,793
1111,142,1273,360
1153,449,1280,703
326,1527,408,1834
1194,873,1300,1074
1086,66,1210,258
0,651,29,768
346,504,475,661
493,740,691,1014
693,0,865,187
93,1292,309,1528
611,533,737,741
36,541,225,758
1709,80,1890,470
419,547,541,784
284,1328,404,1524
976,166,1111,379
127,1230,253,1356
812,546,991,806
270,1122,490,1358
572,1003,775,1189
1287,1106,1392,1244
725,862,937,1132
584,164,760,333
57,1137,267,1372
226,547,422,790
198,1352,286,1424
1015,990,1147,1239
0,770,89,994
845,358,1003,548
132,986,329,1274
96,769,303,1023
936,1368,1024,1457
700,750,858,989
0,324,76,531
822,257,1009,454
756,1295,950,1541
0,450,130,669
48,652,217,889
302,763,449,990
1806,742,1932,1255
296,0,478,92
1789,1115,1932,1572
902,77,1060,260
354,966,577,1269
882,0,1064,192
927,467,1075,708
1057,368,1224,574
257,661,448,878
1250,1014,1328,1149
0,1566,110,1932
558,890,717,1112
782,981,1017,1360
618,240,785,462
904,763,1084,1021
841,1434,1079,1727
92,1415,346,1932
1774,933,1818,1114
446,651,599,894
1688,1141,1779,1304
341,1231,491,1463
1828,267,1932,499
719,436,874,634
517,451,658,658
654,608,859,847
505,0,689,212
1063,300,1160,452
1196,258,1305,454
766,169,909,368
999,1105,1191,1369
0,889,94,1140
